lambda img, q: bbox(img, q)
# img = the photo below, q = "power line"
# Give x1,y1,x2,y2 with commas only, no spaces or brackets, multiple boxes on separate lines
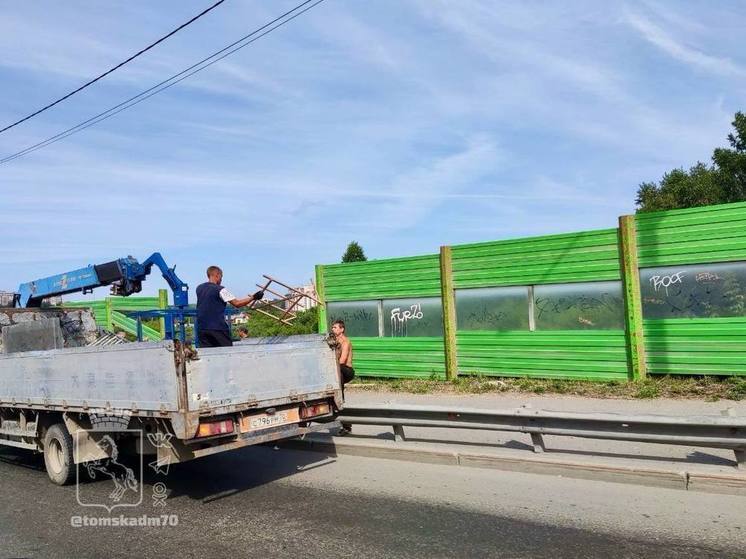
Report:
0,0,326,166
0,0,227,135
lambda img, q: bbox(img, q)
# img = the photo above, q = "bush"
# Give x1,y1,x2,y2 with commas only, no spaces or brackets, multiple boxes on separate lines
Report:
233,306,319,338
635,380,660,399
724,378,746,401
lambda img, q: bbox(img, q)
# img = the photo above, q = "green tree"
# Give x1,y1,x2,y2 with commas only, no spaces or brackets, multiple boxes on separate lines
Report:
341,241,367,263
235,306,319,338
636,111,746,212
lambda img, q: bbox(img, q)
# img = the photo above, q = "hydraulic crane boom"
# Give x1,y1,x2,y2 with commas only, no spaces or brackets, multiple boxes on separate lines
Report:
16,252,189,308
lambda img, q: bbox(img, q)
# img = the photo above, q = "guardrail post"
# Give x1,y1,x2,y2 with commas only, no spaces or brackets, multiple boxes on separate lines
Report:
735,450,746,469
723,408,745,468
440,246,458,381
315,265,327,334
618,215,647,380
530,433,546,453
393,425,406,442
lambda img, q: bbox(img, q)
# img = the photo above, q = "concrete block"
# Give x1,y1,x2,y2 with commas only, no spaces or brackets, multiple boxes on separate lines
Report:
687,472,746,496
11,312,35,323
0,308,99,351
457,452,688,490
2,318,64,353
81,312,97,333
284,435,460,466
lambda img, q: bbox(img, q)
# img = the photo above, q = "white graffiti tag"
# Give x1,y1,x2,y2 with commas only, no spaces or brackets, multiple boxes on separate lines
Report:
390,304,424,337
649,271,685,295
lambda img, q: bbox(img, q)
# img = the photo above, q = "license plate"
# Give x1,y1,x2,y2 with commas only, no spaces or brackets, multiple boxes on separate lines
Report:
240,408,300,433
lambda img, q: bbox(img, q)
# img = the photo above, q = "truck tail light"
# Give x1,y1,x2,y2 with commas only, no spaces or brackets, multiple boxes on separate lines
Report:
197,419,234,438
300,402,330,419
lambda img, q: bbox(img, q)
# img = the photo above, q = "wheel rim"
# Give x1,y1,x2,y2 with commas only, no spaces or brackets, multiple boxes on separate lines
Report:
48,438,64,475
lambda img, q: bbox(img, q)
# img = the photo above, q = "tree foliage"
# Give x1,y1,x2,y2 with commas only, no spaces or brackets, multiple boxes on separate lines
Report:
233,306,319,338
636,111,746,212
341,241,367,263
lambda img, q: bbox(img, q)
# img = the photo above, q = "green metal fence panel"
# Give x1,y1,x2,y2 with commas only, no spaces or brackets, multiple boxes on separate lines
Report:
65,296,162,336
644,317,746,376
322,254,442,301
350,337,446,379
449,228,628,380
111,311,162,342
636,202,746,377
457,331,629,380
321,255,445,378
450,228,621,288
636,201,746,267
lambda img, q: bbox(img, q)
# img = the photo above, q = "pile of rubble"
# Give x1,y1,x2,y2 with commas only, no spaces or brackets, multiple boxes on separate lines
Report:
0,308,99,353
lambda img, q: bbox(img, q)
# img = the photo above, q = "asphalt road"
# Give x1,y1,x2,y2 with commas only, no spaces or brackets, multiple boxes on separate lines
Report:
1,444,744,558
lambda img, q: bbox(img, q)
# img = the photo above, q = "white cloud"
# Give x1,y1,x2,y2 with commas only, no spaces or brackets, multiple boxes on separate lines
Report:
624,9,746,77
1,1,744,289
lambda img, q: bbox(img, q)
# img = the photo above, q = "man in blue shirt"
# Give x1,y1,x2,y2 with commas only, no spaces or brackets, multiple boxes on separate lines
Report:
196,265,263,347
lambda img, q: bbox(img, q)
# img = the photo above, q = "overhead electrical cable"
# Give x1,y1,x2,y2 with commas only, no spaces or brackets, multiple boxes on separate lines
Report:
0,0,325,165
0,0,227,135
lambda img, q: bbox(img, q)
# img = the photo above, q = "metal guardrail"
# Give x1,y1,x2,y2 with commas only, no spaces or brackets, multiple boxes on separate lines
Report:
336,404,746,469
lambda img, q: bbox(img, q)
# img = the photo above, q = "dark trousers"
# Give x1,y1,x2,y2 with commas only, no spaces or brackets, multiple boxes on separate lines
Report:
198,329,233,348
339,365,355,430
340,365,355,384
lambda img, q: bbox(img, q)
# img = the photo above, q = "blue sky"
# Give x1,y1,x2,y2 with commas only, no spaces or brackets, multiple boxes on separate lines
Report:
1,1,744,301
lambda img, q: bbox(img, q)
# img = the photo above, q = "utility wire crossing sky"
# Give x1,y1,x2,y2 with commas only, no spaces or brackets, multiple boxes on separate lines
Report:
0,0,227,135
0,0,325,164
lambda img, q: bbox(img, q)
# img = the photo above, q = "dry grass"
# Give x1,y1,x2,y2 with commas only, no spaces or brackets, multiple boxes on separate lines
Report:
348,375,746,401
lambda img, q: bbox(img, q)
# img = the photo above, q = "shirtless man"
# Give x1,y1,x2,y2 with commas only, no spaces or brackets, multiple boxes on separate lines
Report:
331,319,354,435
331,319,355,385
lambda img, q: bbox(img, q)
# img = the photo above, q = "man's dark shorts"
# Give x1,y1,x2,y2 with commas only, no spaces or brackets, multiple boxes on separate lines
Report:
198,329,233,348
340,364,355,384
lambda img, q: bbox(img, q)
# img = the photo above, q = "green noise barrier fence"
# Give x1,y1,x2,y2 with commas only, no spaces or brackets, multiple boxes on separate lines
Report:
65,291,167,341
318,201,746,381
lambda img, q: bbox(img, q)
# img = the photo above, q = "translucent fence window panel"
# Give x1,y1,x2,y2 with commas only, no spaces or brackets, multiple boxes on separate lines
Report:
383,298,444,337
534,281,625,330
640,262,746,319
326,300,380,337
455,287,529,331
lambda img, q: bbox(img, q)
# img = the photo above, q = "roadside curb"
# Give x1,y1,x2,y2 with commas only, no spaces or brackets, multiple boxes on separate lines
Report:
282,435,746,496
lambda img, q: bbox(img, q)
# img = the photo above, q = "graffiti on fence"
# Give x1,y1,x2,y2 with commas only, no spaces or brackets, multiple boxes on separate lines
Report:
649,271,685,295
390,304,424,337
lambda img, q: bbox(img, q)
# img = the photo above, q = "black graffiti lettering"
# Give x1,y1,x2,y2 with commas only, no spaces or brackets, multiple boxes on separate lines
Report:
332,309,375,323
535,294,620,318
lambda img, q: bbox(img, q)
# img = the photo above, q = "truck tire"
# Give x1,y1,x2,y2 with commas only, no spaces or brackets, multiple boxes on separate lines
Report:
43,423,75,485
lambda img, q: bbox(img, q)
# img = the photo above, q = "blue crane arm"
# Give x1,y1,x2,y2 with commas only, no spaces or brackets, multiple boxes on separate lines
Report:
140,252,189,307
16,253,189,308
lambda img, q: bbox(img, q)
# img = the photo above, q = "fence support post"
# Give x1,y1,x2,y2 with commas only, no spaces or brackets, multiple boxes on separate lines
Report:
618,215,647,380
158,289,168,340
105,297,113,331
440,246,458,381
315,265,327,334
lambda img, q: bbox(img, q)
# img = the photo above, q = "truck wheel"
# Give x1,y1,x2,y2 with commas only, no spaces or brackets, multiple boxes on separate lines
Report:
43,423,75,485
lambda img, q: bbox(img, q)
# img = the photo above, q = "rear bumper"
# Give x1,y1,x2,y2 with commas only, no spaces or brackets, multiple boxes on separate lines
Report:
164,420,340,463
